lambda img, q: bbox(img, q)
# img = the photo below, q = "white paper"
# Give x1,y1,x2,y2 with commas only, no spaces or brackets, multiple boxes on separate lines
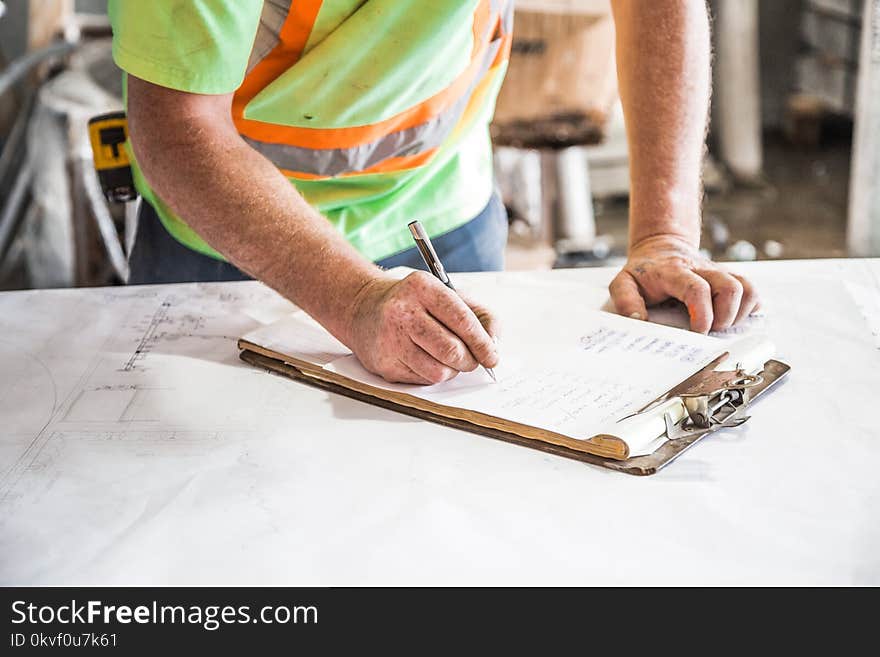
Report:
845,281,880,351
243,309,351,366
647,297,769,338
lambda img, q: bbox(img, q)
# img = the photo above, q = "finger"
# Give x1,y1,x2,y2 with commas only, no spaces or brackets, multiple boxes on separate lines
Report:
731,274,761,324
696,269,743,331
403,340,459,384
387,359,433,385
457,291,502,341
608,271,648,320
410,313,479,372
418,284,499,368
662,270,714,334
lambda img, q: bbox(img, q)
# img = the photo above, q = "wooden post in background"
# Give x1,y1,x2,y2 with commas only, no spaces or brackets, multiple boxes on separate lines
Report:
0,0,73,60
848,0,880,257
28,0,73,49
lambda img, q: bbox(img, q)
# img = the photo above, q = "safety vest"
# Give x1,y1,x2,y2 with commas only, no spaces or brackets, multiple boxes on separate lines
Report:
233,0,513,180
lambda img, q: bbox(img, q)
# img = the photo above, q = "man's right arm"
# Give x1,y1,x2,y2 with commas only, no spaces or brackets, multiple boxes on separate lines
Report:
126,76,499,384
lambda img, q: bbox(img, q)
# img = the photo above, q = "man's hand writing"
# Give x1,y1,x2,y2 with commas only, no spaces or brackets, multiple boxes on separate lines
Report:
348,271,500,384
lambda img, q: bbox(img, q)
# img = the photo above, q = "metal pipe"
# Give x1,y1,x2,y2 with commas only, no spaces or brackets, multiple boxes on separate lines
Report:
714,0,763,181
80,157,129,282
0,40,77,98
847,0,880,256
0,90,34,189
0,161,32,262
555,146,595,241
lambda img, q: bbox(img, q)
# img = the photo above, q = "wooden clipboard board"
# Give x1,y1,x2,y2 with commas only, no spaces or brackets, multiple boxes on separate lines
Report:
239,347,790,476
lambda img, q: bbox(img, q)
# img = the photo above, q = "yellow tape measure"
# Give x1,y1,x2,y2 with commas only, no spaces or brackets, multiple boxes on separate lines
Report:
88,111,137,203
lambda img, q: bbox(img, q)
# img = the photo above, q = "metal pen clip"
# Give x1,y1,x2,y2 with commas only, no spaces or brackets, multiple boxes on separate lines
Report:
408,221,452,289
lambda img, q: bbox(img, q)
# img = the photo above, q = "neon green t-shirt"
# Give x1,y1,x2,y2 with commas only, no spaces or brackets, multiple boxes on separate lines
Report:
108,0,510,262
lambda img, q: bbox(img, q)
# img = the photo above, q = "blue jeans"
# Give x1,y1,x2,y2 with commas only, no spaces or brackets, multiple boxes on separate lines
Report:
375,192,508,273
128,192,508,284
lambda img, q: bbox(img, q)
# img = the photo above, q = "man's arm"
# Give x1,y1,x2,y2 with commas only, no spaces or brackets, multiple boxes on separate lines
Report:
608,0,759,332
126,77,498,383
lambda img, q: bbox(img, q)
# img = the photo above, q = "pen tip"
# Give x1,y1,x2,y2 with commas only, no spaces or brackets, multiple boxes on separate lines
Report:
486,367,497,382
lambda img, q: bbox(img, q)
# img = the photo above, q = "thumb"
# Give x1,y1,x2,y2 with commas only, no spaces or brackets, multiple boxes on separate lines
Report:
609,271,648,321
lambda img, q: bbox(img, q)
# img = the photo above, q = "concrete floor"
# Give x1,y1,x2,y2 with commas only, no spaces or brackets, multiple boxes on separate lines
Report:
698,131,851,260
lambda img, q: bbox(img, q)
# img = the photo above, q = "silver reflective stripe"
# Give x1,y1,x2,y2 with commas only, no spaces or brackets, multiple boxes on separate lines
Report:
500,0,514,35
244,36,504,176
489,0,513,33
246,0,293,76
489,0,502,24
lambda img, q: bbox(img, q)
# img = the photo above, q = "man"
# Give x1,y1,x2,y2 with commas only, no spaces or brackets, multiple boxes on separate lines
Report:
109,0,759,385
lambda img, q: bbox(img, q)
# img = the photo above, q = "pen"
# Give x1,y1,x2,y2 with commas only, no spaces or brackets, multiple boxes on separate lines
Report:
407,220,497,382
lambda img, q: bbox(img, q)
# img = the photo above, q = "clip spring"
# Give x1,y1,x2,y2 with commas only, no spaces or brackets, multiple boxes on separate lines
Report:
663,367,763,441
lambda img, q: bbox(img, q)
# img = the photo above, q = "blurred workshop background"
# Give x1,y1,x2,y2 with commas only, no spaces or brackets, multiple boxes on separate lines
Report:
1,0,878,290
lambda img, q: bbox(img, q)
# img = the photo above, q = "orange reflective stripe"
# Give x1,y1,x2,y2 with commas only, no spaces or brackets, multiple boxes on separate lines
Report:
473,0,491,45
492,31,512,68
234,0,494,150
279,147,441,181
232,0,323,124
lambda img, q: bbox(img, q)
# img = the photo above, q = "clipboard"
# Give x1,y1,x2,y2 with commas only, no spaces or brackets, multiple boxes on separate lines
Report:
239,345,790,476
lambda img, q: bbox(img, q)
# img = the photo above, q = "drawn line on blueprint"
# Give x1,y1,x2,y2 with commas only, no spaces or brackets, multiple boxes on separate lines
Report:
0,341,58,501
122,297,175,372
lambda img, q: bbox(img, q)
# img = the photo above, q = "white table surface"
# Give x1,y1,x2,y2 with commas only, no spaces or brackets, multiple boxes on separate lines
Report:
1,259,879,585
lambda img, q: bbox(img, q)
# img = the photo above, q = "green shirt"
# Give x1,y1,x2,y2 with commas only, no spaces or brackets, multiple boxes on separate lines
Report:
108,0,509,262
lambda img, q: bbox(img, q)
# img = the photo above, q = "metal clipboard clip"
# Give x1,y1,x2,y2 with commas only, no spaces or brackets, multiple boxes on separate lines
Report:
618,343,780,445
600,340,790,474
662,367,763,440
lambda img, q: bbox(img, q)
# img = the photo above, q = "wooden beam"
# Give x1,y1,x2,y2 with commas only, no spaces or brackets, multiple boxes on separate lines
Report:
27,0,74,50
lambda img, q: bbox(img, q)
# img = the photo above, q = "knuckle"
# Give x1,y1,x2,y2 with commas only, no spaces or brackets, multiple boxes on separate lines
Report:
666,256,690,271
441,341,465,364
473,341,495,364
737,276,754,293
684,279,711,301
453,307,473,329
477,336,494,357
718,279,743,299
407,270,433,291
426,365,451,385
739,284,756,304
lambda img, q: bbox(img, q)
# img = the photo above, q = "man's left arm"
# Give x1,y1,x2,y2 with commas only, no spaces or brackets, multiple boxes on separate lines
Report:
608,0,760,333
